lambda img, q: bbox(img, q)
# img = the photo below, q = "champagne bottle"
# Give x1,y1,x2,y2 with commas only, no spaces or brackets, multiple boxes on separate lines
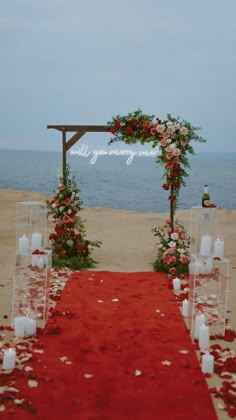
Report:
202,185,210,207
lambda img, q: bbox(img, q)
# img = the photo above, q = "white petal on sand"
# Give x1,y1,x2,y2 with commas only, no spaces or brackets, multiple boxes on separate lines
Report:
112,298,119,302
0,405,5,412
97,300,103,303
179,349,188,354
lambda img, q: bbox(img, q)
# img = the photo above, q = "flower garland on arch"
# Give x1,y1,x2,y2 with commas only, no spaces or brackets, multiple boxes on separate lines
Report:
107,109,205,275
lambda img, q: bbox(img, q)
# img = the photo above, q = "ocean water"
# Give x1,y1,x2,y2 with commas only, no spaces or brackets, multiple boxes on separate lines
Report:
0,148,235,213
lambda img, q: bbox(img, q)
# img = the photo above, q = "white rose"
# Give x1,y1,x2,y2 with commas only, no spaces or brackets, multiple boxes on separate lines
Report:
169,241,176,248
67,209,72,214
173,148,180,156
169,143,176,149
156,124,165,133
166,126,175,134
171,233,178,241
166,138,172,144
59,206,64,212
180,126,188,135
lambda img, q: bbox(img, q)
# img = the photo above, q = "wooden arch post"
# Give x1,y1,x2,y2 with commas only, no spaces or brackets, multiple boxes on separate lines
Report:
47,125,109,183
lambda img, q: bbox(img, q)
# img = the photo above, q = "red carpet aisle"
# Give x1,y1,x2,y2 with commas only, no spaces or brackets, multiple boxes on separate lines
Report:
2,271,218,420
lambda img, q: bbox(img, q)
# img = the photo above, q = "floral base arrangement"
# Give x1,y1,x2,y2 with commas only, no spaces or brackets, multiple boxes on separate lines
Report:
46,165,101,270
152,218,191,276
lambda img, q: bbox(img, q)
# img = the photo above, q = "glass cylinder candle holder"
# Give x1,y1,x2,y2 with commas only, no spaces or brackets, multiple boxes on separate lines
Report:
189,207,219,257
16,201,46,252
12,249,52,331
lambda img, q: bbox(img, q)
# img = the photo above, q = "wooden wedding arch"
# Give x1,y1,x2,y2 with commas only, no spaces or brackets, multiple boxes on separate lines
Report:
47,125,109,178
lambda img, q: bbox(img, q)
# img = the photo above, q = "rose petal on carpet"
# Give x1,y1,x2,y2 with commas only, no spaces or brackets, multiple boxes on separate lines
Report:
4,271,218,419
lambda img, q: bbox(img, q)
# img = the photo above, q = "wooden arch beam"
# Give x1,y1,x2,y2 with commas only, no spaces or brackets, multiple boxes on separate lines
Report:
47,125,109,180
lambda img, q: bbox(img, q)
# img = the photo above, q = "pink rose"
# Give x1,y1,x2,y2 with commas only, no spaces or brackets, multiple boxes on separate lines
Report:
180,127,188,135
160,139,167,147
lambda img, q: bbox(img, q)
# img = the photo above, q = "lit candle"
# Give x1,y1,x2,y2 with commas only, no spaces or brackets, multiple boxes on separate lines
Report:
14,316,26,337
18,235,29,253
202,352,214,374
2,348,16,370
199,235,212,256
173,277,181,290
31,232,42,250
199,323,210,350
193,313,206,339
182,299,189,317
214,238,224,259
25,317,37,336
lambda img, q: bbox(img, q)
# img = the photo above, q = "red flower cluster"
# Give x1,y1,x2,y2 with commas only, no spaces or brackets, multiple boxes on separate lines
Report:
46,166,101,268
108,109,204,207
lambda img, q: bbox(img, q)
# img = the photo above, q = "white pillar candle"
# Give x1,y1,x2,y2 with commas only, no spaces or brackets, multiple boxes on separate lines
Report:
14,316,26,337
25,317,37,336
32,255,39,266
214,239,224,259
2,348,16,370
199,323,210,350
205,258,213,274
173,277,181,290
31,232,42,250
194,313,206,339
18,235,29,253
182,299,189,317
202,352,214,374
37,256,44,270
200,235,212,256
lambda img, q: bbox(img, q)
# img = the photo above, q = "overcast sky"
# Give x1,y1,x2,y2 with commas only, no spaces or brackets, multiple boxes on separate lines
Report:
0,0,236,153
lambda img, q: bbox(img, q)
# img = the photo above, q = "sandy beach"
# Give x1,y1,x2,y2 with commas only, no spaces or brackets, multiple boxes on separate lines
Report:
1,188,236,419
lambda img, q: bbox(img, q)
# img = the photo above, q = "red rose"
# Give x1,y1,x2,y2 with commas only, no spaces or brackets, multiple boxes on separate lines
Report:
49,233,56,240
130,119,138,126
59,185,65,191
173,181,180,188
166,161,174,169
64,198,71,205
76,243,83,251
168,195,176,201
114,120,121,128
144,121,151,128
124,126,133,135
162,183,169,191
110,127,116,134
63,215,72,223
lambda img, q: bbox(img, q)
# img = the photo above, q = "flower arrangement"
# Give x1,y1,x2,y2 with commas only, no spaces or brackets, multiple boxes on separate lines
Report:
152,219,191,276
108,109,204,275
108,109,205,210
46,165,101,269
